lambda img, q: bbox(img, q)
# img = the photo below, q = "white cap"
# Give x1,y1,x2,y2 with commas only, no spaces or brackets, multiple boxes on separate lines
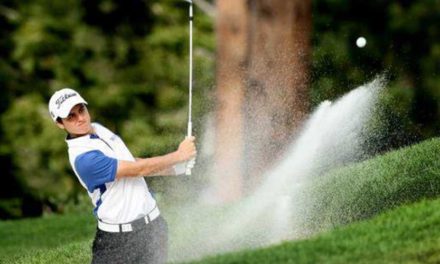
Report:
48,88,87,122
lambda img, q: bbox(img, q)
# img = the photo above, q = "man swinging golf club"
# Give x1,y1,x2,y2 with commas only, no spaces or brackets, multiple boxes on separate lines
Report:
48,88,196,263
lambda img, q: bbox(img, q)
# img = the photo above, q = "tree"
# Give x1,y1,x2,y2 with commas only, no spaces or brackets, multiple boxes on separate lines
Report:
213,0,248,202
214,0,311,200
244,0,311,189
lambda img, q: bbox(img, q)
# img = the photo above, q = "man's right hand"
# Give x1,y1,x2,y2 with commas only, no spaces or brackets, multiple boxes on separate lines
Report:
176,136,197,162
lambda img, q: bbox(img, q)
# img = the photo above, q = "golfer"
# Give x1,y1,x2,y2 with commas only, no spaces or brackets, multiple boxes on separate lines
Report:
48,88,197,263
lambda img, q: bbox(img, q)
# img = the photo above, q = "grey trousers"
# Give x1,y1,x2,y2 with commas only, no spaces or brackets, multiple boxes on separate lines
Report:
91,216,168,264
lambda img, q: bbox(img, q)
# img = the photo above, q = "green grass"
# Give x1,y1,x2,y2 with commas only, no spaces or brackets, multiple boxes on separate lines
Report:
0,213,95,264
190,198,440,264
302,137,440,233
0,137,439,263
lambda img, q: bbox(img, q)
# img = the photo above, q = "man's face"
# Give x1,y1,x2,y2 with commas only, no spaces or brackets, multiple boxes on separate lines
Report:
56,104,92,136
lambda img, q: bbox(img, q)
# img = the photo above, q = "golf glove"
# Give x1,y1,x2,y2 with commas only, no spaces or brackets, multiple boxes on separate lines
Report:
173,158,196,175
187,158,196,169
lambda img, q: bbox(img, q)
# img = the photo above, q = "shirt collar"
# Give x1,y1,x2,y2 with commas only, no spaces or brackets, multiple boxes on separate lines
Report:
65,124,99,147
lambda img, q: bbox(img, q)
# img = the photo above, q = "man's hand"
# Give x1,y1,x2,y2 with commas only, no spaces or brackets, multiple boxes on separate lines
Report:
176,136,197,162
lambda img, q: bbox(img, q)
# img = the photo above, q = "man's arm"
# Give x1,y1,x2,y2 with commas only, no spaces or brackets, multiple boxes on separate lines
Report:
151,167,177,176
134,158,177,176
116,137,196,179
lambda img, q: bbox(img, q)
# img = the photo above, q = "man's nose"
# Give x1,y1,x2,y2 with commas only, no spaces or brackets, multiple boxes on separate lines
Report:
77,113,85,122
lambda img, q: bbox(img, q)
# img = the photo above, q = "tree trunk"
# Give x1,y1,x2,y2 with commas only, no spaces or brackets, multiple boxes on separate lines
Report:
213,0,248,202
244,0,311,189
214,0,311,200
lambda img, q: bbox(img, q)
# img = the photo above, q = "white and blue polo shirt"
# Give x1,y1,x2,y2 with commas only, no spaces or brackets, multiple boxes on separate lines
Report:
66,122,157,224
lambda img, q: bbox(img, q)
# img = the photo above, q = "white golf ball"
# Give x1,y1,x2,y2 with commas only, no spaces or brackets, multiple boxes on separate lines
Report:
356,37,367,48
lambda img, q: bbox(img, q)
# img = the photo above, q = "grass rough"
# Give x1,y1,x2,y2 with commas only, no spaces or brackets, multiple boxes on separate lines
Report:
189,198,440,264
302,137,440,232
0,213,95,264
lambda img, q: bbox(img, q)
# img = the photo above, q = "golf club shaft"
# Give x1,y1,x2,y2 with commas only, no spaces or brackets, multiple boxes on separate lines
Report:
186,0,193,175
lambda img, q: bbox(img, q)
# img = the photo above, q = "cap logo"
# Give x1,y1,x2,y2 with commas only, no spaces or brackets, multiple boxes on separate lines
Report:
55,93,77,109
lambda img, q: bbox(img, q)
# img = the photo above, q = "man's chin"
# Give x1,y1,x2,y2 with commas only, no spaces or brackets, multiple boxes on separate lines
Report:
74,127,92,137
80,124,92,133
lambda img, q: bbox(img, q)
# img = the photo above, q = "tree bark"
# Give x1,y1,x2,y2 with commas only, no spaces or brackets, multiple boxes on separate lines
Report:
244,0,311,189
214,0,311,200
213,0,248,202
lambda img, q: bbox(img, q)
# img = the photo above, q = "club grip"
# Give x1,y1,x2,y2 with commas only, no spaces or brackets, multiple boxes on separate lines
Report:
186,157,195,176
185,166,192,175
185,122,193,175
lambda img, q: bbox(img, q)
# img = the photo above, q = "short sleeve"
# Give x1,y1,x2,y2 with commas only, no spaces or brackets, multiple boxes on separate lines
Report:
74,150,117,192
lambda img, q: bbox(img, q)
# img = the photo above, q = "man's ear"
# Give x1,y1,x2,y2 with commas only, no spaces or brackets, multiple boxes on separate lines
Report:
56,120,65,130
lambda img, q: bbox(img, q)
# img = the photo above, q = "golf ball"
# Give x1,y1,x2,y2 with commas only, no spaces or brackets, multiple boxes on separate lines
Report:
356,37,367,48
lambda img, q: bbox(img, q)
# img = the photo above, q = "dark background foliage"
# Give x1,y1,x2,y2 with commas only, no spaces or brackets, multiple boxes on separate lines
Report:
0,0,438,218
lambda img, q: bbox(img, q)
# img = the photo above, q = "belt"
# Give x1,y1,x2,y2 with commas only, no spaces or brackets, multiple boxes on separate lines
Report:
97,206,160,233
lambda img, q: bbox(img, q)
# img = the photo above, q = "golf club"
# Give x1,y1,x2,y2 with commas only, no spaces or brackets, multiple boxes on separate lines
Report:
185,0,194,175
